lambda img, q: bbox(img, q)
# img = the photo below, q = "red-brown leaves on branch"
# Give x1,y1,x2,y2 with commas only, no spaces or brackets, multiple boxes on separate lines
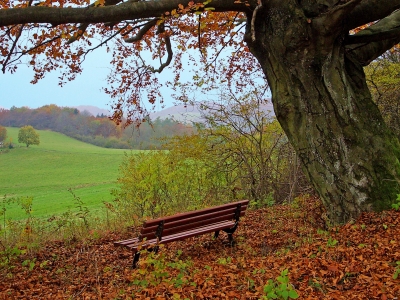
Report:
1,0,263,125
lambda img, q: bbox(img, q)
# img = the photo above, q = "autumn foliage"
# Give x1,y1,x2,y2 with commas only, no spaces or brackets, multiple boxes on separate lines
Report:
1,196,399,299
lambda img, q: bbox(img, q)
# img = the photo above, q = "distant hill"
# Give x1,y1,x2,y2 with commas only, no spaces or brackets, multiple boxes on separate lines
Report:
75,101,274,122
149,101,274,123
71,104,201,122
149,104,202,123
73,105,111,117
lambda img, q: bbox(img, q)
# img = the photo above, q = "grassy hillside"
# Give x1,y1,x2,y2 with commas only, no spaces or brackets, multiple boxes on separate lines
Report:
0,127,130,219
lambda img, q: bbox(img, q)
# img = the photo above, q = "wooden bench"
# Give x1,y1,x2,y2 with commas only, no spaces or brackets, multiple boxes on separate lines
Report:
114,199,249,268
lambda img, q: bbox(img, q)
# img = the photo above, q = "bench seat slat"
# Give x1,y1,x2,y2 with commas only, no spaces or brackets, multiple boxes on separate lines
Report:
114,237,140,247
115,220,235,250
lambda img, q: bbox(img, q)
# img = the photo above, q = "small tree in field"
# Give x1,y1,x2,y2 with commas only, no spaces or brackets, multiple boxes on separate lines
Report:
0,126,6,144
18,126,40,147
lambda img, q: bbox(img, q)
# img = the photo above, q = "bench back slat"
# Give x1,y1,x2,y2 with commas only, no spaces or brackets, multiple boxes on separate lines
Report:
140,206,246,235
140,211,246,241
138,200,249,241
142,200,249,227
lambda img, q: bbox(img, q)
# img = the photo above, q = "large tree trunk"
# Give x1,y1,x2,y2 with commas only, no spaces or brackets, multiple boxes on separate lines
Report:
245,0,400,224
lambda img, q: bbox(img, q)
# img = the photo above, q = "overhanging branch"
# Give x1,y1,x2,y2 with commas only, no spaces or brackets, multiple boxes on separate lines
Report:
0,0,250,27
345,9,400,45
345,9,400,66
347,37,400,66
345,27,400,44
345,0,400,31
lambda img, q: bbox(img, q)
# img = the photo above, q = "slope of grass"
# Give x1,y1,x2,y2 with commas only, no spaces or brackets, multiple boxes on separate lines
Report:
0,127,131,219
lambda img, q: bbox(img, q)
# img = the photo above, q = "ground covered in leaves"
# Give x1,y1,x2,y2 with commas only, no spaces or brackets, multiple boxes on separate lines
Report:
1,197,399,299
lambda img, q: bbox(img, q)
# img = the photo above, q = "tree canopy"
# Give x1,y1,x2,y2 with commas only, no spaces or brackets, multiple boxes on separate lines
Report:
18,125,40,147
1,0,400,223
1,0,399,122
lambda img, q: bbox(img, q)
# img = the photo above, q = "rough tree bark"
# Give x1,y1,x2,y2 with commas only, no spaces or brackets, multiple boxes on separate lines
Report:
245,0,400,223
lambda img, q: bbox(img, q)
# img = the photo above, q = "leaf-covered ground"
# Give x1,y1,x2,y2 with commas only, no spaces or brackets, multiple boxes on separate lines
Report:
1,197,399,299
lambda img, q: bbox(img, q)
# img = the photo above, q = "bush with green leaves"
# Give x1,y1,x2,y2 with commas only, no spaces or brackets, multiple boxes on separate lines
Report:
261,269,299,300
0,192,101,268
111,150,232,221
392,194,400,210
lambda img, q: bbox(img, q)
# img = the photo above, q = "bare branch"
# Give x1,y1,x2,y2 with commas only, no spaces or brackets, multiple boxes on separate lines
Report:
152,22,173,73
124,18,158,43
80,25,129,61
2,24,24,73
205,23,246,69
6,34,61,67
198,14,203,58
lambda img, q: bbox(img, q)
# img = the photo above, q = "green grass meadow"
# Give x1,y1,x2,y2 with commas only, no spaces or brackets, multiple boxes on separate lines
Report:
1,127,131,220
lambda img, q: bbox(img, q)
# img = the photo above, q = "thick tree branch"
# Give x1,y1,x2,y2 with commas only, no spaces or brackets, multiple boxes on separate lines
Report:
152,23,173,73
345,0,400,31
345,10,400,66
345,28,400,45
345,9,400,44
346,37,400,66
0,0,251,27
67,0,125,44
311,0,362,38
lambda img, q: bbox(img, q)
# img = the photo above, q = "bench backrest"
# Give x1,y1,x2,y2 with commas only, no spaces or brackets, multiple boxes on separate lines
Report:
139,200,249,241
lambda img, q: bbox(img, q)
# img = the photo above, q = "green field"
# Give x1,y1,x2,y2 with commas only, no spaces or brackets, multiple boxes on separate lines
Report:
0,127,131,219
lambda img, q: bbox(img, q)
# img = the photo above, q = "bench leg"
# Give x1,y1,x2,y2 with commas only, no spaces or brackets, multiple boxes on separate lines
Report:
223,223,238,246
214,231,220,239
132,252,140,269
227,233,235,246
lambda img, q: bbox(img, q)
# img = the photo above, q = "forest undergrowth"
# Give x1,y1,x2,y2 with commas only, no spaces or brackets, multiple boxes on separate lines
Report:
0,195,399,299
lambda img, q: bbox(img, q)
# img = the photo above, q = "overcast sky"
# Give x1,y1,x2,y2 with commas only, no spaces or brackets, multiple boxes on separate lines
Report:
0,50,176,112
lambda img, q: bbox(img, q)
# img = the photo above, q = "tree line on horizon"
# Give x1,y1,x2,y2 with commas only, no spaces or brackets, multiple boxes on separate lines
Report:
0,104,195,149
